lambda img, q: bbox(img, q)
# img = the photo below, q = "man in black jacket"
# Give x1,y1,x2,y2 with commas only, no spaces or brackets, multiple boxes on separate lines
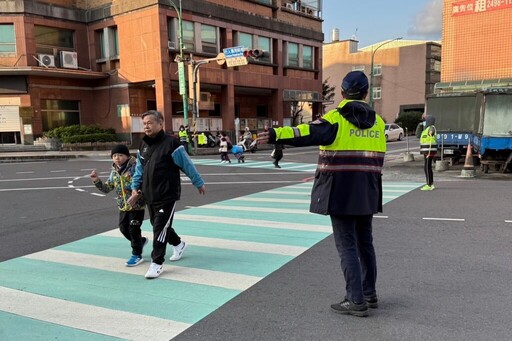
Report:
128,110,206,279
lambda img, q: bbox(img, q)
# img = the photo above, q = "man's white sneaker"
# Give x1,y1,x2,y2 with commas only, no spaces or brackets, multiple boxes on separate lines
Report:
169,241,187,261
145,262,163,279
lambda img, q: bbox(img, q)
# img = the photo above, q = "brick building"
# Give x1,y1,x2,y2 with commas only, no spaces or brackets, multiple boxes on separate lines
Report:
0,0,323,145
323,38,441,124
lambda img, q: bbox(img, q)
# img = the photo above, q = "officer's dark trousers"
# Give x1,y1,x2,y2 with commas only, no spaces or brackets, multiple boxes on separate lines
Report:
423,155,434,186
148,201,182,265
330,214,377,304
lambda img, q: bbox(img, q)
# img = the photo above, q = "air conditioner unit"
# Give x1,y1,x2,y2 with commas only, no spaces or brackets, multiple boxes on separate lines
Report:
60,51,78,69
285,3,294,10
37,54,56,67
168,41,176,50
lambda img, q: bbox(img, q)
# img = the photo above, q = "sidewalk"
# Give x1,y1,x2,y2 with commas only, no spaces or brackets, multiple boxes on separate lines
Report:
0,146,272,162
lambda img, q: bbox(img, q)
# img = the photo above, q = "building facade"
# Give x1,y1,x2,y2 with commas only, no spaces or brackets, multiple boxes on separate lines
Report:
442,0,512,83
322,39,441,124
0,0,323,145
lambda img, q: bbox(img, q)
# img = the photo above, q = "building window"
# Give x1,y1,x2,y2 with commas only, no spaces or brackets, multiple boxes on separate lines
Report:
40,100,80,131
257,36,271,63
182,20,195,51
287,42,299,67
201,24,217,54
35,26,74,54
303,45,313,69
0,24,15,53
255,0,272,4
372,87,381,100
239,33,253,49
373,64,382,76
98,26,119,59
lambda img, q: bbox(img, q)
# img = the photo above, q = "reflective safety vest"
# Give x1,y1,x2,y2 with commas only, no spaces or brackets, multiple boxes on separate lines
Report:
420,125,437,155
178,130,189,142
318,100,386,173
198,133,207,145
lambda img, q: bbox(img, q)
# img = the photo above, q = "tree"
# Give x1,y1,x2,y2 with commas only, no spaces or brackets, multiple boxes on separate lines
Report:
290,101,305,126
322,78,336,114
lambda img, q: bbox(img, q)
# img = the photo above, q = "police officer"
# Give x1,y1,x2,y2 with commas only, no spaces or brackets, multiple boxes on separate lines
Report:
178,125,189,154
419,115,437,190
257,71,386,317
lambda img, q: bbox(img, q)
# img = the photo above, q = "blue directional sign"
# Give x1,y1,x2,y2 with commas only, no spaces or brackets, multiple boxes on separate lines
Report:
223,46,248,67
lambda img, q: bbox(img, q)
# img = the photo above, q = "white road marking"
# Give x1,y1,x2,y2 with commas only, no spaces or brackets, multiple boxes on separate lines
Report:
91,193,105,197
74,188,86,192
236,197,310,204
15,171,34,174
50,170,67,173
24,249,260,291
422,217,465,222
176,214,331,232
505,220,512,223
101,230,307,256
0,286,191,341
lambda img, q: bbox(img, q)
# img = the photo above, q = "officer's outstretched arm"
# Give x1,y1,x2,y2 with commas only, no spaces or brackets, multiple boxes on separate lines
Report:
271,119,338,147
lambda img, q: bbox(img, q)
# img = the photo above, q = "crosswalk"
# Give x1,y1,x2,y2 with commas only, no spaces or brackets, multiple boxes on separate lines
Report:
191,158,318,172
0,181,420,340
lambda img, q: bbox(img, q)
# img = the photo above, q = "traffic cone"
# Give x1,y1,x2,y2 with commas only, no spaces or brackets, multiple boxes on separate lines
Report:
460,141,476,177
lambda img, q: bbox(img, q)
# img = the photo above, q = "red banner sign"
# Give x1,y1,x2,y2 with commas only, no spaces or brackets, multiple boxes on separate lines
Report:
452,0,512,16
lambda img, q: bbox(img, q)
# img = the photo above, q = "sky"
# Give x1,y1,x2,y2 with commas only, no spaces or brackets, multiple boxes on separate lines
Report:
321,0,443,47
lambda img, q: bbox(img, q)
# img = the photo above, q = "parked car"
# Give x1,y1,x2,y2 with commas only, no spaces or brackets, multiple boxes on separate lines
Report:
384,123,404,142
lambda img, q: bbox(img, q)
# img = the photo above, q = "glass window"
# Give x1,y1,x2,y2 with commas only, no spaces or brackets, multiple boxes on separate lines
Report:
110,27,119,56
40,100,80,131
303,45,313,69
373,64,382,76
0,24,15,53
372,87,381,100
182,20,195,51
239,33,253,49
201,24,217,54
98,27,118,59
257,36,271,62
287,42,299,67
35,26,74,54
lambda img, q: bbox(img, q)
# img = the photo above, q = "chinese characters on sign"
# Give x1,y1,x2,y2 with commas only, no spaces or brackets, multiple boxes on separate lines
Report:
222,46,249,67
452,0,512,16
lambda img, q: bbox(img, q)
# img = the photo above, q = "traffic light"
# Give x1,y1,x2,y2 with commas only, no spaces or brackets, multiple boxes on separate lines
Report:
243,49,269,59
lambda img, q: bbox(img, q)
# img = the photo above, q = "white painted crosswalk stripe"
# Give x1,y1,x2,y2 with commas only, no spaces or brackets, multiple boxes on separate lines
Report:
24,249,260,291
0,286,192,341
100,230,309,256
176,214,332,232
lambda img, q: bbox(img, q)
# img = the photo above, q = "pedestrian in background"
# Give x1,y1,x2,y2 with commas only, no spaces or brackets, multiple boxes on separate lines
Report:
271,143,284,168
219,136,231,163
128,111,206,279
90,144,147,267
257,71,386,317
419,115,437,191
178,125,189,155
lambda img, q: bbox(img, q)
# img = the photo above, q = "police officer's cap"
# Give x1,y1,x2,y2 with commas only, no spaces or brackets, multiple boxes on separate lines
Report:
341,71,369,96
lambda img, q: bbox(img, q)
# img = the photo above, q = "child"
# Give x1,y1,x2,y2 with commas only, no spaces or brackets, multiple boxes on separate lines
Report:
90,144,147,267
219,137,231,163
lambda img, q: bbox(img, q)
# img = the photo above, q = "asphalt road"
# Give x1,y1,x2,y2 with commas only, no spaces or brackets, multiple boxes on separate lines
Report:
1,141,511,340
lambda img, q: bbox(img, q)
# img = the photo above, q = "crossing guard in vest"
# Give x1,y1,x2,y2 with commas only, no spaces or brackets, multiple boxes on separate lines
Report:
178,125,189,154
256,71,386,317
419,115,437,191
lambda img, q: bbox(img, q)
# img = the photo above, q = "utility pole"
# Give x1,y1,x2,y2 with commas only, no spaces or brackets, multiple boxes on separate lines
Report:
369,37,402,108
167,0,188,127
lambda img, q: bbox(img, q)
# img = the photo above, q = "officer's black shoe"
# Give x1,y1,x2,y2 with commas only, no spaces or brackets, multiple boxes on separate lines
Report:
364,295,378,309
330,299,369,317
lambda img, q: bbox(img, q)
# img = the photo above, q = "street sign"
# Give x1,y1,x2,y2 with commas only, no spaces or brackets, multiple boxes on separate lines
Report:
223,46,248,67
178,61,186,95
216,53,226,65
